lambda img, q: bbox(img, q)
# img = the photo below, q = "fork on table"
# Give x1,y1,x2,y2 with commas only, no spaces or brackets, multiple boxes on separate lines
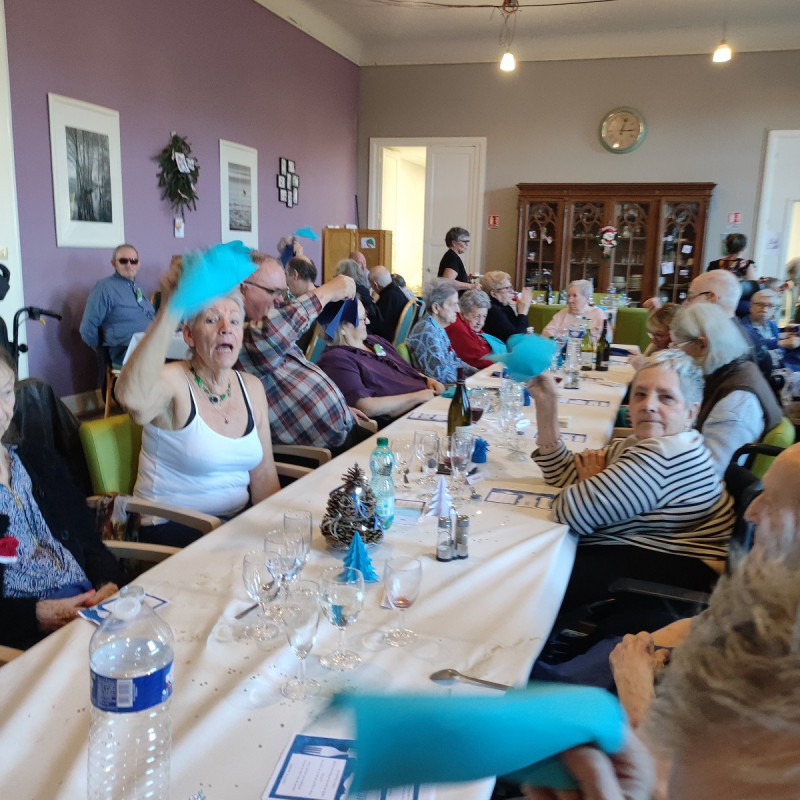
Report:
303,744,355,758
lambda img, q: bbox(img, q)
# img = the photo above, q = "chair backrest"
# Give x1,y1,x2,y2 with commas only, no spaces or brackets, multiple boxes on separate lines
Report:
79,414,143,495
305,324,327,364
613,307,651,352
751,417,795,478
392,300,418,347
395,342,412,363
724,450,766,572
527,304,564,334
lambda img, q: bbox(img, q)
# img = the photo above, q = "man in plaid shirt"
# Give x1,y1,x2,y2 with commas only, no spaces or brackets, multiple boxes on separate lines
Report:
237,253,372,450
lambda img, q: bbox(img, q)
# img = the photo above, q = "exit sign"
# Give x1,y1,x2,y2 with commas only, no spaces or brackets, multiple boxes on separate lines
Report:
728,212,741,225
487,215,500,229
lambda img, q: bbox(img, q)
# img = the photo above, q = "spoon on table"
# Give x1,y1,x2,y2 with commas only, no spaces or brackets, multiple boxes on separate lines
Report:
429,668,511,691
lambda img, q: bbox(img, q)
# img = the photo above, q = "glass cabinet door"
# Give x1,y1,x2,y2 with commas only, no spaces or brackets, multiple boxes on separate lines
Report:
568,202,605,289
524,202,559,289
613,202,650,304
659,202,700,304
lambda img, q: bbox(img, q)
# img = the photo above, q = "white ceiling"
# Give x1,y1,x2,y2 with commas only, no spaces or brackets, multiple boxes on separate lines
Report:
256,0,800,67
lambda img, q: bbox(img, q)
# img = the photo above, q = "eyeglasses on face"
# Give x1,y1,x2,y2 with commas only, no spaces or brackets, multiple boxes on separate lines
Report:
117,257,139,265
243,281,285,297
671,338,700,350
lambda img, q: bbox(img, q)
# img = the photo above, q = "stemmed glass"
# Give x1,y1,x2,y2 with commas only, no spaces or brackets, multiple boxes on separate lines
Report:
319,566,365,671
413,430,439,494
383,557,422,647
499,385,528,462
390,439,413,482
444,432,473,500
281,580,321,700
241,550,282,641
264,528,304,603
284,510,313,567
468,388,490,432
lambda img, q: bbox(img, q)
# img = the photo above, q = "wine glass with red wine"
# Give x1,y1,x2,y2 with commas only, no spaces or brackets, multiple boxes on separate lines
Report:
383,557,422,647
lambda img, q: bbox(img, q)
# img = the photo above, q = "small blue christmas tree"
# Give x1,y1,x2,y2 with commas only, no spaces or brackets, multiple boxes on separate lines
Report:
343,531,379,582
472,438,490,463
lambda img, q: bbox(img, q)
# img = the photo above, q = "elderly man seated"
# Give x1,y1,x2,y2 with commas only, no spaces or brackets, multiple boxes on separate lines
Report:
285,256,317,299
318,298,444,426
368,265,411,342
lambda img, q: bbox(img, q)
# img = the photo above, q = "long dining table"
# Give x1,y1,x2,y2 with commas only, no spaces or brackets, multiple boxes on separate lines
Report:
0,360,632,800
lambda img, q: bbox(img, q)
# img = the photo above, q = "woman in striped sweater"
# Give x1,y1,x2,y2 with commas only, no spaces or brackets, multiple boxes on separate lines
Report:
528,349,735,611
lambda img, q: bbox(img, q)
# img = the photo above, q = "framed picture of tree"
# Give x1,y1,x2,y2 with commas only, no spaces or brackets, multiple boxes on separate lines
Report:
48,93,124,248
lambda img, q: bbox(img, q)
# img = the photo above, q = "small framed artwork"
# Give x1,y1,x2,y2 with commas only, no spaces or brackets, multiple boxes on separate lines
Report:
219,139,258,249
277,174,286,189
287,159,296,173
279,188,288,203
292,174,299,188
48,93,125,248
280,157,287,174
292,187,298,205
287,194,293,208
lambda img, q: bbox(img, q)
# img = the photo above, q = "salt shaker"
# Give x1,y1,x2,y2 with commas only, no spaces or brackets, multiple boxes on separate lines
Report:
436,516,454,562
455,515,469,560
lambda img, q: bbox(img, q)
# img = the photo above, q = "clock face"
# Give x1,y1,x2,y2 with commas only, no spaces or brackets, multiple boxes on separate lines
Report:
600,107,646,154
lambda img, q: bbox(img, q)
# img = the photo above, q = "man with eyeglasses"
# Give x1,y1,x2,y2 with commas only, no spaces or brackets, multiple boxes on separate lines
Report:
79,243,156,369
237,252,373,451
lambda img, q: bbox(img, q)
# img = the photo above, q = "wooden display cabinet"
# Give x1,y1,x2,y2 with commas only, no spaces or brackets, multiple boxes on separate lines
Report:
322,228,392,282
516,183,715,305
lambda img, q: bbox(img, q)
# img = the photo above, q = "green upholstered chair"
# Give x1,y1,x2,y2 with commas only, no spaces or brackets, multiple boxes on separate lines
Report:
528,304,565,335
750,417,795,479
305,324,327,364
396,342,411,363
392,299,418,348
613,307,651,352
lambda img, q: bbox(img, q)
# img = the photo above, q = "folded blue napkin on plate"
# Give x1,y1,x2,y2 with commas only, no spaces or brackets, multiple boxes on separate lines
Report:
334,682,627,792
169,241,256,317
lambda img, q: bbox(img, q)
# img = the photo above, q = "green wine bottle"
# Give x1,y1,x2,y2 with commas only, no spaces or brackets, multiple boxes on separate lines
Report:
580,319,594,371
595,317,610,371
447,367,471,436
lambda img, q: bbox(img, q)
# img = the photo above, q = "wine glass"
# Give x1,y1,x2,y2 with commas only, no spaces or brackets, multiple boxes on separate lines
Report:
281,580,321,700
499,386,528,462
284,510,313,566
468,388,490,431
241,550,282,641
264,528,304,602
445,432,473,500
413,430,439,492
319,566,365,671
390,438,413,481
383,557,422,647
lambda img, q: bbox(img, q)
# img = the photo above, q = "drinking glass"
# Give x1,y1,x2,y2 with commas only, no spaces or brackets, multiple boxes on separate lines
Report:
468,388,490,430
413,430,439,492
499,391,528,462
241,550,282,641
281,580,321,700
284,510,313,566
390,438,413,481
445,432,473,500
319,566,365,671
383,557,422,647
264,528,304,602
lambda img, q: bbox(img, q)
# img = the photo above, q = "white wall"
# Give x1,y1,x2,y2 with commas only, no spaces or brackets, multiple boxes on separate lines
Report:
358,50,800,276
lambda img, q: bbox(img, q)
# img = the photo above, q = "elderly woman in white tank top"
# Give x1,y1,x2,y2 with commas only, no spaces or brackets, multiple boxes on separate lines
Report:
116,270,280,547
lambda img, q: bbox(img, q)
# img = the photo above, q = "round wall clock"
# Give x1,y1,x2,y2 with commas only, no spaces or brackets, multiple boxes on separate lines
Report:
599,107,646,154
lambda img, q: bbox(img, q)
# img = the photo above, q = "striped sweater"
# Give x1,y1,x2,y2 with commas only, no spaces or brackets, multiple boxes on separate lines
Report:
534,431,735,560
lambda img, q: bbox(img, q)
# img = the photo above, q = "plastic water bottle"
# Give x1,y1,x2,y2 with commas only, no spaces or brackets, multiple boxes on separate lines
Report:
88,585,174,800
369,437,395,529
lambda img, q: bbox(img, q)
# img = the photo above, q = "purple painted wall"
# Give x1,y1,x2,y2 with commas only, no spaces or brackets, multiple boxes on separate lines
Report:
5,0,359,395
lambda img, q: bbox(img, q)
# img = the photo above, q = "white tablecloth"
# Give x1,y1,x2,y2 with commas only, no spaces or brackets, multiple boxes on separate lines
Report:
0,364,632,800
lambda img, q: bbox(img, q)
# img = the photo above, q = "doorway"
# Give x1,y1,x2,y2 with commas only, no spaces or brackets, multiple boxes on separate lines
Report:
368,137,487,295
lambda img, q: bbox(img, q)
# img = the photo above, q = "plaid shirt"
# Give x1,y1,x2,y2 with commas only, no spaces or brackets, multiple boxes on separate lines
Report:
237,294,353,448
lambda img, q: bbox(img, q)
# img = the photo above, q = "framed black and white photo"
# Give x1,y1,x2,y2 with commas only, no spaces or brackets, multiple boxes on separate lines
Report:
280,157,287,175
287,159,296,173
279,188,288,203
292,187,298,205
219,139,258,248
277,174,286,189
292,174,299,189
48,93,124,248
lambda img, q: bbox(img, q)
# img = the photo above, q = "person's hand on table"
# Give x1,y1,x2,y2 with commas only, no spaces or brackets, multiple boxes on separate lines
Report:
86,582,120,606
609,632,669,730
521,732,655,800
36,590,99,633
425,377,445,395
574,449,607,480
349,406,374,426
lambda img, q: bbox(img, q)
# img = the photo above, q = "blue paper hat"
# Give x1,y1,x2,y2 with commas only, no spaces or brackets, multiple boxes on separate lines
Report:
487,333,557,382
317,297,360,339
294,226,319,241
169,240,255,318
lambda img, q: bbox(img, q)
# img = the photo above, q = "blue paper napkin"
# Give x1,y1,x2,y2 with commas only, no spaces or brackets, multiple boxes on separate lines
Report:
169,241,255,318
317,297,360,339
334,682,627,792
487,334,557,382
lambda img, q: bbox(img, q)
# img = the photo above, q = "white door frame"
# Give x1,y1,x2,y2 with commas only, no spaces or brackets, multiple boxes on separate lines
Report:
368,137,487,275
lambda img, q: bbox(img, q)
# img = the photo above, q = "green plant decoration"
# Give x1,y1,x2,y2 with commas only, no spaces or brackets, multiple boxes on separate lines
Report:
154,133,200,216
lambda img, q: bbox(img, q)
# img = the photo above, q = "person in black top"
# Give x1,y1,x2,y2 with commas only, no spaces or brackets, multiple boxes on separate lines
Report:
438,227,474,291
368,265,413,342
480,270,533,343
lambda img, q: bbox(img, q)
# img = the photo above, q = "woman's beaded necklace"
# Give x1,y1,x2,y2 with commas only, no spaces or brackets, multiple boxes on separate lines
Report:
189,361,232,424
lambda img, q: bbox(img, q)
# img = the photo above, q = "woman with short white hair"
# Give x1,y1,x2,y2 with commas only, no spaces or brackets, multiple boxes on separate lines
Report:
541,279,607,342
670,302,783,475
480,270,533,343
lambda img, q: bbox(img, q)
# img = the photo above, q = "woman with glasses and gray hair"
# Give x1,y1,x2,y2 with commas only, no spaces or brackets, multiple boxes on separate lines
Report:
670,302,783,476
445,287,496,370
438,226,474,291
116,259,281,547
406,279,477,384
541,279,607,342
480,270,533,343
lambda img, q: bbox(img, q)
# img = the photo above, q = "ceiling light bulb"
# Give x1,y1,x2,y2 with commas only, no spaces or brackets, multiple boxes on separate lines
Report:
500,51,516,71
712,42,732,63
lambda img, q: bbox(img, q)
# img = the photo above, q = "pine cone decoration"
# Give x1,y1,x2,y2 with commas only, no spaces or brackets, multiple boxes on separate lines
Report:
321,464,384,549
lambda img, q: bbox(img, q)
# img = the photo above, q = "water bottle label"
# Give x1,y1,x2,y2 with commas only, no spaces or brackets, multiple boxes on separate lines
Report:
91,661,173,713
567,326,583,339
375,495,395,521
